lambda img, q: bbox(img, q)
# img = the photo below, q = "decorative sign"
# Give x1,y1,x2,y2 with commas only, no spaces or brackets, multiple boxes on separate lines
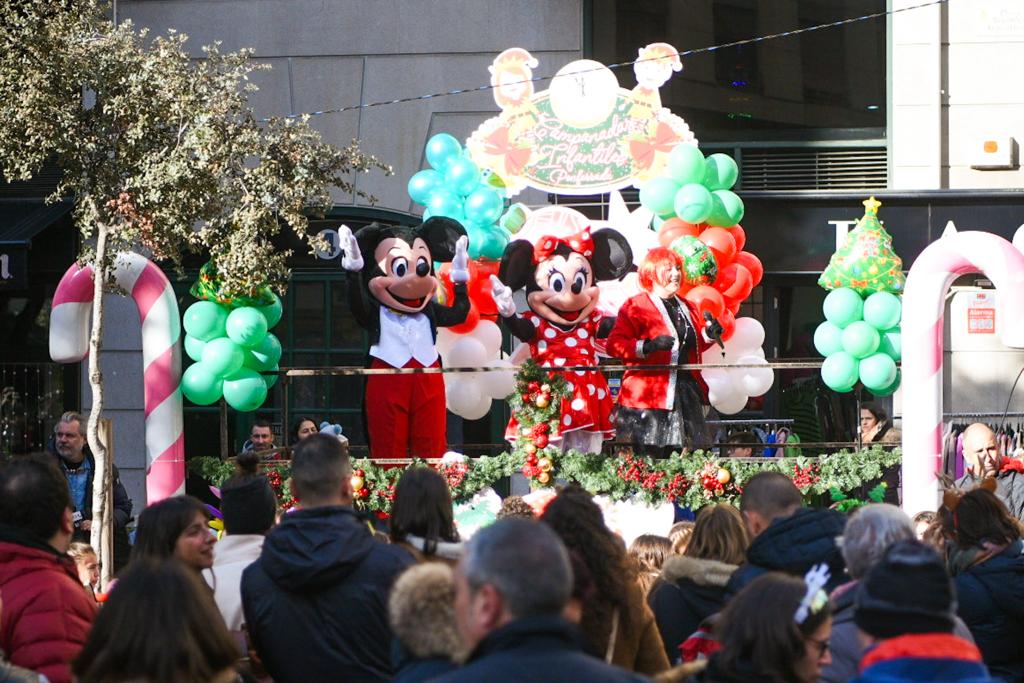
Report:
0,249,28,290
967,291,996,334
467,45,697,197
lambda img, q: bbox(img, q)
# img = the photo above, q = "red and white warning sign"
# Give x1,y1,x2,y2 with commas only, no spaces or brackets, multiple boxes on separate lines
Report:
967,292,996,334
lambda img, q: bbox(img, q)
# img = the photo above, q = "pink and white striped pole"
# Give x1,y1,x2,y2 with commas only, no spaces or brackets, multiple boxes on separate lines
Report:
50,252,185,503
902,230,1024,514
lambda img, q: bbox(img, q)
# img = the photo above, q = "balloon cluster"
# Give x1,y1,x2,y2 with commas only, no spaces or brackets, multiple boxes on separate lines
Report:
701,318,774,415
640,146,763,342
435,321,516,420
408,133,512,260
181,294,283,411
814,289,901,395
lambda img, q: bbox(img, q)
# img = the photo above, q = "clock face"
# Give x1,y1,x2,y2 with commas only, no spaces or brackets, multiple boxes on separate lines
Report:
548,60,620,129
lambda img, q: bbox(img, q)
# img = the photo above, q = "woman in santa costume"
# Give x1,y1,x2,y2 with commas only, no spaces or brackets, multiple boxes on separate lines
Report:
607,247,722,456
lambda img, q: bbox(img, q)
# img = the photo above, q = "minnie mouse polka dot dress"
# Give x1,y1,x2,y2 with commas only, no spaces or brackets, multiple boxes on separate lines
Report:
506,311,615,443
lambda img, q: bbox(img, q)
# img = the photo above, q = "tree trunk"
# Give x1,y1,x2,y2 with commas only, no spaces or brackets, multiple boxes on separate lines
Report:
87,224,114,590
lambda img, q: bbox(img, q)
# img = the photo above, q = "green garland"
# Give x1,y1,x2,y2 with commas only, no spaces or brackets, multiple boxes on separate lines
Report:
506,359,572,486
189,446,901,515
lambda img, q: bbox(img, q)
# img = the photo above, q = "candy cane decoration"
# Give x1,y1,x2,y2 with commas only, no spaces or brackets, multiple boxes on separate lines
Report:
902,230,1024,514
50,252,184,503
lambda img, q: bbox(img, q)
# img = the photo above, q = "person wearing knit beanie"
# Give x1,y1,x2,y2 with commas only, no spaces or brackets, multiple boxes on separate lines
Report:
850,540,991,682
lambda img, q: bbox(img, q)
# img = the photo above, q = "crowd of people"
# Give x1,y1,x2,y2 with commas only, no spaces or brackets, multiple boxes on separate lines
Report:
1,422,1024,682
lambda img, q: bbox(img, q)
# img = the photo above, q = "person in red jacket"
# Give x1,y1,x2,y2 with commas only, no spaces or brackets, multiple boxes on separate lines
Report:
607,248,721,457
0,454,96,683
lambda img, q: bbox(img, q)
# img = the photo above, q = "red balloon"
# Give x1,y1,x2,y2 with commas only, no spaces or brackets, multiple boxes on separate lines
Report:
727,297,742,315
684,285,726,319
714,263,753,302
698,227,738,266
437,263,456,303
448,301,480,334
726,225,746,252
734,251,763,287
658,218,701,247
718,309,737,341
469,260,500,316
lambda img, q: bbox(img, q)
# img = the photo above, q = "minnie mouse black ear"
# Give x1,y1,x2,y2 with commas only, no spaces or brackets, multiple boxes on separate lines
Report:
590,229,633,281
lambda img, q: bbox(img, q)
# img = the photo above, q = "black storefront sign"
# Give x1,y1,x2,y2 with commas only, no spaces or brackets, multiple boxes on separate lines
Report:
0,247,28,289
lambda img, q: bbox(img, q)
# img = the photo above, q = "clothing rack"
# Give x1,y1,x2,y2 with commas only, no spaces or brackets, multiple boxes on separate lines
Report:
707,418,795,426
943,412,1024,418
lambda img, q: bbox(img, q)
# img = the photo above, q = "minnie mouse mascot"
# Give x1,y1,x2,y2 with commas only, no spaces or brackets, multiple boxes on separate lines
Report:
490,226,632,455
338,218,469,459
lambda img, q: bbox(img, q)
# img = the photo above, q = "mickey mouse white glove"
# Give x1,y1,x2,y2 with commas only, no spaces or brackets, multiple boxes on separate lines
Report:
338,224,364,272
450,236,470,283
490,275,517,317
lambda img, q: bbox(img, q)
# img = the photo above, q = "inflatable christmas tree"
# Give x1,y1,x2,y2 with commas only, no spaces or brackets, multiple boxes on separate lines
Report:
818,197,905,295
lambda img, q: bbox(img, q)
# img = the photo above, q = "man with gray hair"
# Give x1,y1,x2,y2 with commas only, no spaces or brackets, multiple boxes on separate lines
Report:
435,518,646,682
821,504,974,683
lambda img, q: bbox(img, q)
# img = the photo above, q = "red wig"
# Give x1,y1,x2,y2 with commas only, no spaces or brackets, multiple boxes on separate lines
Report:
638,247,683,293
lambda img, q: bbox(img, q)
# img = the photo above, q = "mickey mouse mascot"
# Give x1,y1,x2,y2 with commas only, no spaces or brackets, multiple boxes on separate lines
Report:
490,226,632,455
338,218,469,459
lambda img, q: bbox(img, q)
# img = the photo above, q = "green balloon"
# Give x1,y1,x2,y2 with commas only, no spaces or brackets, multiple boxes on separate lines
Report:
841,321,881,359
652,215,665,230
706,190,745,228
859,352,898,392
872,369,901,397
639,178,681,217
181,362,224,405
226,307,268,348
878,327,901,361
247,332,282,370
183,301,228,342
256,293,283,329
863,292,902,330
822,288,864,329
201,337,245,378
668,144,706,185
703,153,739,190
184,335,206,363
813,321,844,357
222,367,269,412
264,364,279,389
472,226,511,261
821,351,859,393
674,183,713,224
669,235,718,286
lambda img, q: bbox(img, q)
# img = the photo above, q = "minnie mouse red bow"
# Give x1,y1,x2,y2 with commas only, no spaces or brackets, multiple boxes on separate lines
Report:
533,229,594,263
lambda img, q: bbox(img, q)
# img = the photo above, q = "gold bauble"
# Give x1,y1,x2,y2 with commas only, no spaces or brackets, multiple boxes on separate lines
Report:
350,475,365,491
716,468,731,485
524,443,537,455
538,457,553,472
541,384,551,392
535,396,549,408
538,471,552,484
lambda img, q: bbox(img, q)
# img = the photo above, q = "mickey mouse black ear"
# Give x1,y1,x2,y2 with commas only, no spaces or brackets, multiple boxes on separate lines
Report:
418,217,466,262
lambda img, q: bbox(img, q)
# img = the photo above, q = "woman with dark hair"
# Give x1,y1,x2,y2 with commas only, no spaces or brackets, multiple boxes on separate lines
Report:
860,402,900,444
72,560,242,683
389,467,461,563
290,416,319,445
686,571,832,683
132,495,215,574
541,485,669,675
649,503,747,663
628,535,671,598
944,485,1024,680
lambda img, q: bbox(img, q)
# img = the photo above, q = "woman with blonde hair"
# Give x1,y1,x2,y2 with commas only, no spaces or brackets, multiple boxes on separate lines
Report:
648,503,748,663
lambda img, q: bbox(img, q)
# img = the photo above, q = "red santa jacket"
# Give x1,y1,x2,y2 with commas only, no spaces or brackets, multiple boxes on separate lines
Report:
0,538,96,683
606,292,710,411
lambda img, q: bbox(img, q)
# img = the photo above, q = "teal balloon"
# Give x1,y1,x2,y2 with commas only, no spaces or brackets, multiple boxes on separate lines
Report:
183,301,228,342
226,307,268,348
859,352,898,392
444,157,481,196
863,292,902,330
703,154,739,190
184,335,206,363
878,328,901,361
841,321,881,359
463,187,504,226
222,367,269,412
813,321,844,357
872,369,901,397
426,188,464,220
425,134,463,171
706,190,745,228
667,144,706,185
652,215,665,230
407,169,443,205
822,288,864,329
201,337,245,378
181,362,224,405
674,183,713,224
246,332,282,371
639,178,681,217
256,293,283,329
821,351,859,393
264,364,279,389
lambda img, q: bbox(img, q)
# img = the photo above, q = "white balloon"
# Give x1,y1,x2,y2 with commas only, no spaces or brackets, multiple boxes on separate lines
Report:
737,355,774,396
448,337,488,368
471,320,503,357
436,327,460,358
447,379,491,420
711,389,749,415
729,318,766,354
701,368,730,386
481,359,516,399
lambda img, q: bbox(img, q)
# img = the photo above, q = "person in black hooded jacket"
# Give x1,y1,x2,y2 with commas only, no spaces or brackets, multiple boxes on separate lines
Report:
945,484,1024,681
241,434,415,683
725,472,846,597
